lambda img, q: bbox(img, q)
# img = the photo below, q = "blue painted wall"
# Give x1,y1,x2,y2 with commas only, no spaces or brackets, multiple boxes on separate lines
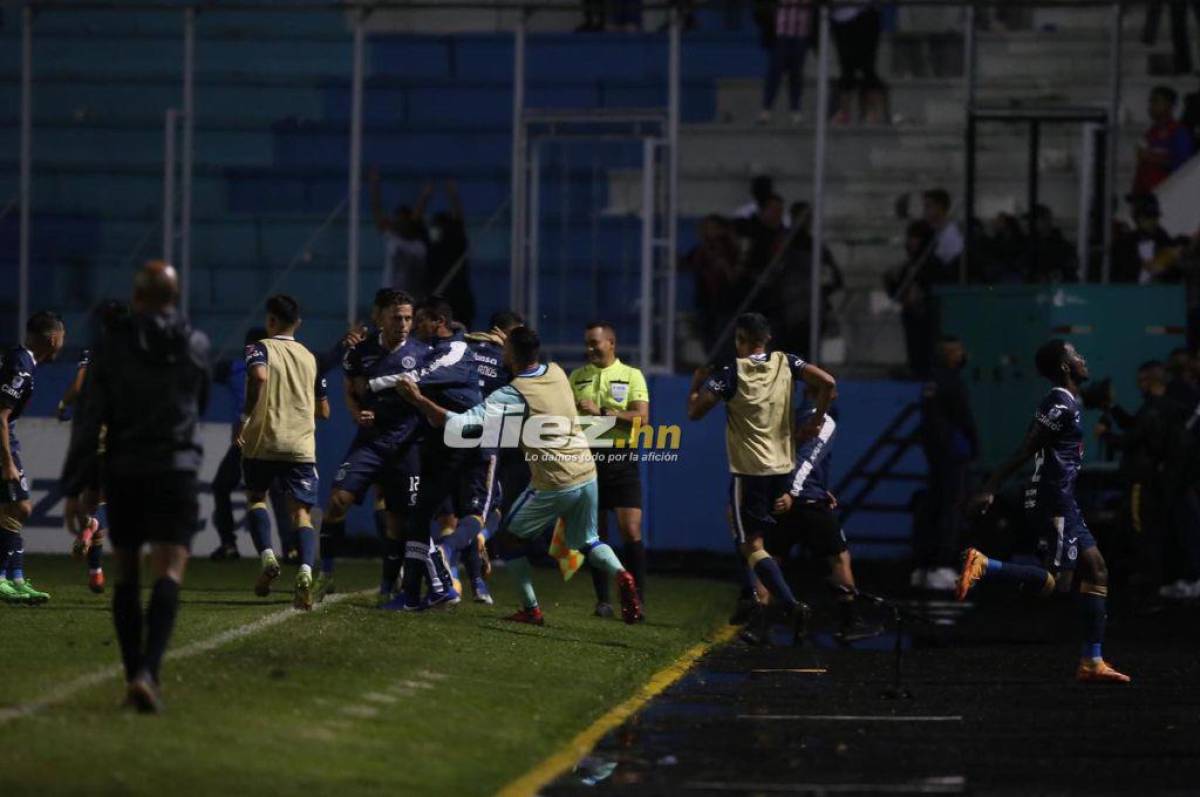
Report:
21,359,924,558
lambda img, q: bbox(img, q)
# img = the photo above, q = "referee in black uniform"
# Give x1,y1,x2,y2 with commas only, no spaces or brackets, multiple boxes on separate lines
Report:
66,261,210,713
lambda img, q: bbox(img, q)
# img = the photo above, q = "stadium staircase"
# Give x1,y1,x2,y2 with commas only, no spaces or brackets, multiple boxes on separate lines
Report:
0,4,1170,366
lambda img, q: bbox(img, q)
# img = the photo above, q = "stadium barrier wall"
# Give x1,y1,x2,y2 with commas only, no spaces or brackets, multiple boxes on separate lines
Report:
19,364,923,558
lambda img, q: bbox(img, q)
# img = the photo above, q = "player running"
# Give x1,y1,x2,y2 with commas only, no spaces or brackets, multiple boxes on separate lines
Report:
399,325,644,625
315,291,430,604
687,312,837,645
958,340,1130,684
771,394,881,643
238,295,331,610
570,321,650,617
0,311,66,605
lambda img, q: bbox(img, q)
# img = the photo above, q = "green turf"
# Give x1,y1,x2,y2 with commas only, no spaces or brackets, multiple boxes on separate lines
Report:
1,554,731,796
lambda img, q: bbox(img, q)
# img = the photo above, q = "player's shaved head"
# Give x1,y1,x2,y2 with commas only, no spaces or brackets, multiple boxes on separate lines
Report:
506,326,541,370
133,260,179,312
490,310,525,334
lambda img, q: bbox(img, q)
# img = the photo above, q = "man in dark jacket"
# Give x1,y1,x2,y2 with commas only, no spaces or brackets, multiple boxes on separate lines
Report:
915,335,979,591
66,261,210,713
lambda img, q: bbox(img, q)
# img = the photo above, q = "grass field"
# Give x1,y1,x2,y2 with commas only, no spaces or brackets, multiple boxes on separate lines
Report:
1,554,732,797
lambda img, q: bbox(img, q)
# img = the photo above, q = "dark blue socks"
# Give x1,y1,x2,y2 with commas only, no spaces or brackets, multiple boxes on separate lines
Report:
297,526,317,569
246,503,272,555
750,551,799,610
1078,582,1108,661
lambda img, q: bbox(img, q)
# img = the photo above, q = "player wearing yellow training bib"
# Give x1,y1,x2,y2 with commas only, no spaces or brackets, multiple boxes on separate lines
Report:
238,295,331,611
687,312,836,646
570,321,650,617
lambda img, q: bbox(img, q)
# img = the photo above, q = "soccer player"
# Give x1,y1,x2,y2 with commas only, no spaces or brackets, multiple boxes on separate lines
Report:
398,325,644,625
315,291,430,604
238,295,331,610
687,312,836,645
60,301,135,593
208,327,293,563
66,261,208,712
958,340,1131,684
570,321,650,617
771,395,880,643
373,297,485,609
470,311,531,520
0,311,66,605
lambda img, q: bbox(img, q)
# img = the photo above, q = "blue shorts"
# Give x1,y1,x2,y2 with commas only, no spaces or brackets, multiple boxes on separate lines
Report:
333,436,420,515
243,459,319,508
729,473,792,545
502,478,598,550
0,448,29,504
1032,502,1096,574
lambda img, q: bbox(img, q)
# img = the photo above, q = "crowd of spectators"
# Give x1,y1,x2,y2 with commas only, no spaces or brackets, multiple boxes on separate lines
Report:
682,175,843,359
369,168,476,328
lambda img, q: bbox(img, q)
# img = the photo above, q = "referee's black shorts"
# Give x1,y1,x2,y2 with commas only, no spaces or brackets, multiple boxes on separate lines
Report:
106,471,199,550
594,450,642,511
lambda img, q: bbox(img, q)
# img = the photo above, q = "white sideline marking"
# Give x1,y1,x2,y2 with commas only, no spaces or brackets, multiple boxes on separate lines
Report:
0,590,363,721
738,715,963,722
684,776,966,794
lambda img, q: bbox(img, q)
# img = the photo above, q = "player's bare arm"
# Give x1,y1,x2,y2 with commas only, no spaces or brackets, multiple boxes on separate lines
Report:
237,364,268,448
58,363,87,420
396,378,449,427
687,367,717,420
344,375,373,427
969,422,1049,514
796,364,837,440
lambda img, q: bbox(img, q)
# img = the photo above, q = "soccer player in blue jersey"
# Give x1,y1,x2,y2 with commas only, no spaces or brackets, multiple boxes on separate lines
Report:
59,343,109,592
315,291,433,604
0,311,65,604
771,396,880,643
958,340,1131,684
371,297,490,610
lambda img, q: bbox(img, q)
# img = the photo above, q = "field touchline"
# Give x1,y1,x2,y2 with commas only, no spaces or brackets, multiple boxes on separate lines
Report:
0,591,364,722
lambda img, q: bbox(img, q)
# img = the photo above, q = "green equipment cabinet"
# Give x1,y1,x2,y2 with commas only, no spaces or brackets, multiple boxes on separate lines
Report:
937,285,1186,467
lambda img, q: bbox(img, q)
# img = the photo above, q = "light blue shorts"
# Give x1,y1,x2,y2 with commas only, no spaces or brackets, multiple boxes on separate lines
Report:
502,478,599,550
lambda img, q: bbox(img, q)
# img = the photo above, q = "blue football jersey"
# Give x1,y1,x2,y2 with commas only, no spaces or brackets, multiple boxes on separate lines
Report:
1024,387,1084,513
344,333,431,443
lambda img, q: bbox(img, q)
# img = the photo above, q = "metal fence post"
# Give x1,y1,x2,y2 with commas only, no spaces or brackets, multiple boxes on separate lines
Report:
18,5,33,338
180,7,195,313
809,5,832,361
348,14,366,324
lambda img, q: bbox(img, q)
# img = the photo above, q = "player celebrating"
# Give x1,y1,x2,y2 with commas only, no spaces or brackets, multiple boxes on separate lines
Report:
238,295,331,610
570,321,650,617
0,311,66,605
687,312,837,645
771,395,880,643
958,340,1130,684
315,291,430,604
399,326,644,625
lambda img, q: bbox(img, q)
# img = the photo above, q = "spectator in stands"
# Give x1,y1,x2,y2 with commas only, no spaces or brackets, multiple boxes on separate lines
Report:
424,180,475,328
1143,1,1200,75
972,212,1027,284
915,335,978,592
369,168,430,294
923,188,963,279
732,175,786,224
1111,194,1189,283
1131,86,1195,198
790,200,844,327
1025,204,1080,284
759,0,813,126
738,192,787,280
762,201,844,354
683,214,742,353
610,0,643,31
577,0,606,32
831,2,888,125
884,219,938,378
